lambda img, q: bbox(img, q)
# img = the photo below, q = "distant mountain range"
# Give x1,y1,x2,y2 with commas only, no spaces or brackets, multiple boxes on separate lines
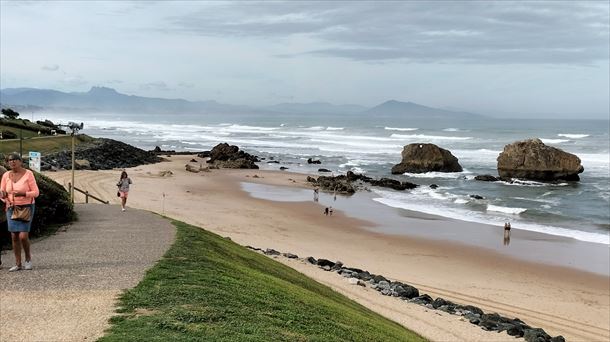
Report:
0,86,484,119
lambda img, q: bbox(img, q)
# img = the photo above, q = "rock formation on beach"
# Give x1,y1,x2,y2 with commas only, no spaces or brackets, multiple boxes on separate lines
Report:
206,143,259,169
307,171,417,193
42,138,161,171
391,143,463,174
497,138,584,181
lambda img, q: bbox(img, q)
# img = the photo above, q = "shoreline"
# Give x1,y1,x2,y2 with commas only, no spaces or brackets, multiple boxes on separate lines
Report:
43,155,610,341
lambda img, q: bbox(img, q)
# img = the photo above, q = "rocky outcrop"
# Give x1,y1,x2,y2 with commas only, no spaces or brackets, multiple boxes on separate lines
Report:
392,143,463,174
307,158,322,164
206,143,259,169
497,139,584,181
307,171,418,193
474,174,499,182
307,175,356,194
42,138,161,170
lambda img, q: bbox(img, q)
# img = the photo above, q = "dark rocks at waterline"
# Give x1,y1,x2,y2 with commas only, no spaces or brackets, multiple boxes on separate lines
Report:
497,138,584,181
475,174,499,182
307,175,357,194
469,194,485,200
42,138,161,171
318,168,332,173
391,143,463,174
307,172,418,194
307,158,322,164
151,146,204,155
306,256,317,264
282,252,298,259
429,184,438,189
206,143,259,169
267,160,280,164
369,177,417,191
279,166,289,170
409,294,433,305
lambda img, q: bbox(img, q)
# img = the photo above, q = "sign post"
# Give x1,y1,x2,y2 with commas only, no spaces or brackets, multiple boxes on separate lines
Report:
29,151,41,173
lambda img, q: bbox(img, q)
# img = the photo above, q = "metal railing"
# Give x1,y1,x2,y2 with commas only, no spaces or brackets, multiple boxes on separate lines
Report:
68,182,109,204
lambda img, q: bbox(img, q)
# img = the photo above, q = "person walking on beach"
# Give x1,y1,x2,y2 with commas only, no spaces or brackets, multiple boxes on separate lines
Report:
329,207,334,216
503,222,511,246
324,207,329,216
0,153,40,272
117,171,132,212
313,187,319,202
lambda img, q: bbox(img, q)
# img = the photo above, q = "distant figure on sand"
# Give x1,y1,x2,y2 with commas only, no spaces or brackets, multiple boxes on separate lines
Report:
503,222,511,246
329,207,333,216
117,171,132,212
0,152,40,272
324,207,329,216
313,188,319,202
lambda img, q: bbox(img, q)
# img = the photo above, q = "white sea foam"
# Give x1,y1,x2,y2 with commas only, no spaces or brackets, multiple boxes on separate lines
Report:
384,127,418,131
391,134,472,141
454,198,469,204
558,134,589,139
443,128,459,132
372,194,609,245
305,126,325,131
326,127,344,131
487,205,527,214
540,138,570,144
401,171,472,179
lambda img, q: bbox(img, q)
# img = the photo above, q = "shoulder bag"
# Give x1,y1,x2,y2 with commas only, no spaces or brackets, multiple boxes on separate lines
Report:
8,172,32,222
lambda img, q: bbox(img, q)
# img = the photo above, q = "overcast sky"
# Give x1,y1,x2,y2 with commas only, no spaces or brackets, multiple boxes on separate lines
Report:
1,1,608,118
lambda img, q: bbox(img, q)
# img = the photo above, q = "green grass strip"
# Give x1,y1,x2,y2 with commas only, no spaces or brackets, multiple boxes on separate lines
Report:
99,220,426,342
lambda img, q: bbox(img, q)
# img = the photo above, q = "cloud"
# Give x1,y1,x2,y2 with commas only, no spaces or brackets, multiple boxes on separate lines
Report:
61,75,87,87
177,82,194,88
41,64,60,71
140,81,172,91
165,1,609,64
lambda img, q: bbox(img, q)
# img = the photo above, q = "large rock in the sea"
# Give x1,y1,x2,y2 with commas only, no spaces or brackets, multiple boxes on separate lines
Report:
391,143,463,174
497,139,584,181
206,143,259,169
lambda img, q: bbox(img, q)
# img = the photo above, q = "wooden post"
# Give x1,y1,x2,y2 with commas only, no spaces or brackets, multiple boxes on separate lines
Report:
85,190,89,204
71,132,75,203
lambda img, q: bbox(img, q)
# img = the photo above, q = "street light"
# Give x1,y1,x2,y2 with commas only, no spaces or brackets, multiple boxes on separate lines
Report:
58,122,84,203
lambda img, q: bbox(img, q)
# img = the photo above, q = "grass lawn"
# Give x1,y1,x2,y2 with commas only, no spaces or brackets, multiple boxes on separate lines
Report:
0,132,93,155
99,220,426,342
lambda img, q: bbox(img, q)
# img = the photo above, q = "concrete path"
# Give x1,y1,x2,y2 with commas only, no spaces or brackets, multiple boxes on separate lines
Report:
0,204,175,342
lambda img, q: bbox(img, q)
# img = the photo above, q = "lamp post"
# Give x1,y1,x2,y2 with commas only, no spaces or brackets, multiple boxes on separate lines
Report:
59,122,84,203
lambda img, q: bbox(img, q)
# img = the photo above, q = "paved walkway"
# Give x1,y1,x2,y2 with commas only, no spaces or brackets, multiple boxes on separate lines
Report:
0,204,175,342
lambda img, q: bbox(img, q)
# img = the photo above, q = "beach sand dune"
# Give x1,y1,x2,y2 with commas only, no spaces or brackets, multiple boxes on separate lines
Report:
45,156,610,341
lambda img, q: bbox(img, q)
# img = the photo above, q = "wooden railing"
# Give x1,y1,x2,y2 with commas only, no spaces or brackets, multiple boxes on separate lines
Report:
68,182,109,204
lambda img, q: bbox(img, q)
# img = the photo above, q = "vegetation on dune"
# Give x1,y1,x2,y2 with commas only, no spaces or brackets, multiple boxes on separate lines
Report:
100,220,425,342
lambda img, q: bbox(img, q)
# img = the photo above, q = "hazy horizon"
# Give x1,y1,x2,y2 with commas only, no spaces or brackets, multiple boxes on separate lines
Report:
1,1,609,119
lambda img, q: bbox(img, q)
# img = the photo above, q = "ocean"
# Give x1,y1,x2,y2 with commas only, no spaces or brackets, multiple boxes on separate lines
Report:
41,112,610,245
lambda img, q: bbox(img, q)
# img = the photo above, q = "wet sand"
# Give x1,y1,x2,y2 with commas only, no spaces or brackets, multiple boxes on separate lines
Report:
44,155,610,341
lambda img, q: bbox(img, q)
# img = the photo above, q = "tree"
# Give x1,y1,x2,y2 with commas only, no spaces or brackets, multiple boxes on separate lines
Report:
1,108,20,119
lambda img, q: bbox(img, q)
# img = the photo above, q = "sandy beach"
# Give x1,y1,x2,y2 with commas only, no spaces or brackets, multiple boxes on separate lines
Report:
45,155,610,341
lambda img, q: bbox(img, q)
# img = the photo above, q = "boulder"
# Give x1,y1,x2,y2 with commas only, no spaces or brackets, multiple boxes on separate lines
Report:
185,164,200,173
369,177,417,190
475,174,499,182
75,159,91,170
206,143,259,169
392,143,463,174
307,158,322,164
497,138,584,181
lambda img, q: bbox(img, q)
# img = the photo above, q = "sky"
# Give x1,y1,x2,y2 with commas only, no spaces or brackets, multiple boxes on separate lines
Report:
0,1,609,119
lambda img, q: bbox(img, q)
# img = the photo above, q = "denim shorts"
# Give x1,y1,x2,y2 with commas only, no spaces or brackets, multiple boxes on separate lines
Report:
6,204,35,233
